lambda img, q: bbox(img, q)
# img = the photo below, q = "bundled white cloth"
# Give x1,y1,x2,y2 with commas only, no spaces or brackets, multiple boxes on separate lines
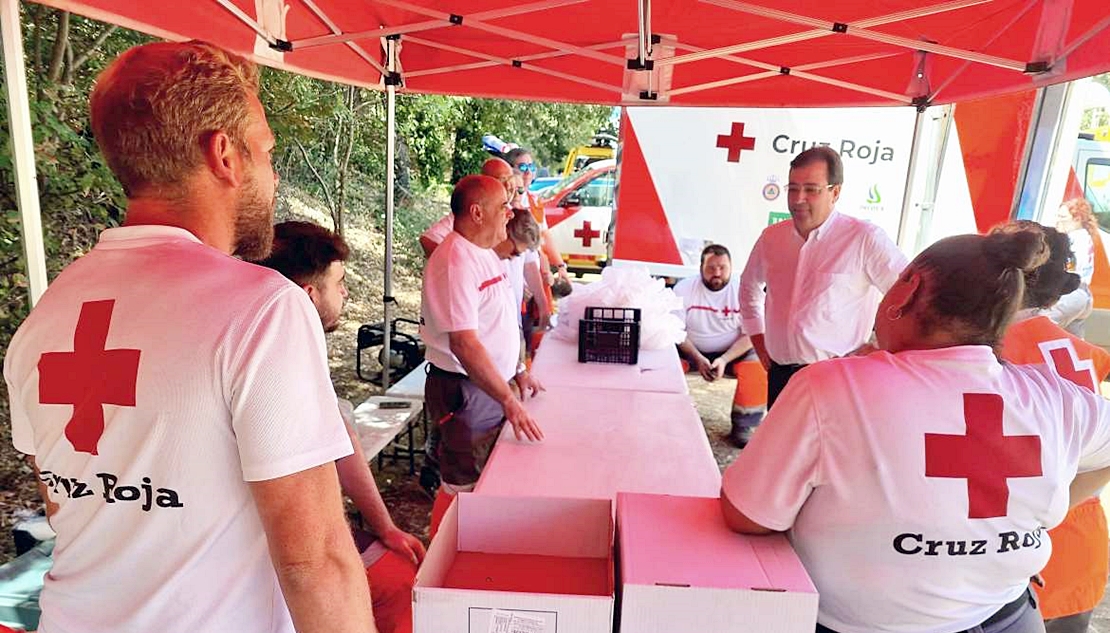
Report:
550,266,686,350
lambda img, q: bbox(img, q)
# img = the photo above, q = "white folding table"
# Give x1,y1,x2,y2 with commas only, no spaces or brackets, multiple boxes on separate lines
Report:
474,385,720,502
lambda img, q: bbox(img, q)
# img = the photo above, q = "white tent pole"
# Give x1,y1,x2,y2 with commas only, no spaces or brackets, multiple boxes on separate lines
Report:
382,35,398,389
702,0,1028,72
896,109,927,249
294,0,586,51
404,35,623,94
2,0,48,307
405,37,629,79
664,0,990,67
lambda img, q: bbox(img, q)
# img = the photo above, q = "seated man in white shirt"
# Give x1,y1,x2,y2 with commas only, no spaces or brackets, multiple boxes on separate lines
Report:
421,175,545,539
673,244,766,447
256,221,425,633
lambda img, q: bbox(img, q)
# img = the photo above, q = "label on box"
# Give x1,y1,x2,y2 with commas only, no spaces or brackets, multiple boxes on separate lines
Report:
488,609,548,633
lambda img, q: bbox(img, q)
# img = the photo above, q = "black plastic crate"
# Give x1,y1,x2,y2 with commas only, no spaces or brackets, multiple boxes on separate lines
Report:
578,306,641,365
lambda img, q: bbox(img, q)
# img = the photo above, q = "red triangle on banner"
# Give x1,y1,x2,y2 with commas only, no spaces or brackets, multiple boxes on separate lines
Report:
612,111,684,265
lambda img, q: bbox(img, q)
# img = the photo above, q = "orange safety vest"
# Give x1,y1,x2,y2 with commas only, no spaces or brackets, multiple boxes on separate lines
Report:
1000,315,1110,619
521,191,555,310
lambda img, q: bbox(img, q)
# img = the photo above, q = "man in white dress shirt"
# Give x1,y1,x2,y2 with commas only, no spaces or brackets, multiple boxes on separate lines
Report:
739,146,907,408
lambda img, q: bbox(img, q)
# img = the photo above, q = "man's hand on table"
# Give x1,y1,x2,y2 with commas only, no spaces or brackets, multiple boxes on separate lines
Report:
379,526,427,565
501,396,544,442
513,370,545,399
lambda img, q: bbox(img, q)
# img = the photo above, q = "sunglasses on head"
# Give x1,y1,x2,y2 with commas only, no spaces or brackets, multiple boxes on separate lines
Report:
515,162,536,173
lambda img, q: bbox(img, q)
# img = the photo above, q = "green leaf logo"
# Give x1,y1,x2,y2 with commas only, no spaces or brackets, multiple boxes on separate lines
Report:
867,185,882,205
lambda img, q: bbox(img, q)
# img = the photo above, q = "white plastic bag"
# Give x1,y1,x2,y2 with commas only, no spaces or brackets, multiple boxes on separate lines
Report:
551,266,686,350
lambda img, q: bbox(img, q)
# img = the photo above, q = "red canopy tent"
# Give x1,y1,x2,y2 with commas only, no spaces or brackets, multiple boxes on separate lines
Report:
22,0,1110,108
4,0,1110,383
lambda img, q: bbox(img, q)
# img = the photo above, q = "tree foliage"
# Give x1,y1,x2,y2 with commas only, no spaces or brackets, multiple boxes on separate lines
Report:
1,7,610,345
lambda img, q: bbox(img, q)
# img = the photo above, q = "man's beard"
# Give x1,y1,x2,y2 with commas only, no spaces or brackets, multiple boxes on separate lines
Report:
702,276,728,291
233,172,275,261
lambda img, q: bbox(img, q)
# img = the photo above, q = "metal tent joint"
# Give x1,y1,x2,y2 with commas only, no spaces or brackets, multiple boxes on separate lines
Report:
639,90,658,100
627,58,655,70
384,71,403,86
270,39,293,52
832,22,849,33
912,95,931,112
512,59,523,68
779,66,791,75
449,13,464,25
1024,60,1051,74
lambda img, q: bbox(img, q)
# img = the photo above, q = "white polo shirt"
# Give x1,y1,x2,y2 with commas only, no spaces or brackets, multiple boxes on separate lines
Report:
672,275,744,354
738,211,907,364
723,346,1110,633
421,231,520,381
4,225,352,633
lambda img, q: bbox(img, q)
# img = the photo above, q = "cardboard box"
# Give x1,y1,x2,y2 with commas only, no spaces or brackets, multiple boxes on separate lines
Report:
414,493,615,633
617,493,818,633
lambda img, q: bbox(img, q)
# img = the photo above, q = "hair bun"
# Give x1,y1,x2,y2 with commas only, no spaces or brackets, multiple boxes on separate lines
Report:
983,230,1048,272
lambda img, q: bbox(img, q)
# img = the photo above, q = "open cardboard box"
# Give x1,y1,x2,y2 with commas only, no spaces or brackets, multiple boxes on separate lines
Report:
414,493,615,633
617,493,818,633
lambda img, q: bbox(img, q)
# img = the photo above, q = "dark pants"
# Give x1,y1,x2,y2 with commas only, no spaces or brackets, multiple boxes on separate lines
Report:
815,589,1044,633
1045,611,1093,633
424,366,506,487
768,361,807,409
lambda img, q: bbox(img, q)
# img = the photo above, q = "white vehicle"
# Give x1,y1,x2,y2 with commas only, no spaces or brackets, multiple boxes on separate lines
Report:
538,159,617,275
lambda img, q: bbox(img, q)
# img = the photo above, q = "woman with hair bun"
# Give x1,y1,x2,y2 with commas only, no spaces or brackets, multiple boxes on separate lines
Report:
721,231,1110,633
997,221,1110,633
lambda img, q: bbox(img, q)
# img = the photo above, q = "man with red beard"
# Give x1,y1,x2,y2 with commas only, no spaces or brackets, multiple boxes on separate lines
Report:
3,42,374,633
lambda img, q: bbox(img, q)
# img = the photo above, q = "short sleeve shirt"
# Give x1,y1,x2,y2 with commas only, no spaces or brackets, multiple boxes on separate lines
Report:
722,346,1110,633
671,275,744,354
3,225,352,633
420,232,520,380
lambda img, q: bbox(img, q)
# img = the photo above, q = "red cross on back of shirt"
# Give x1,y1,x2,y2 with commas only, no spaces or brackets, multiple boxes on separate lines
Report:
1046,344,1096,392
38,300,140,455
716,122,756,163
924,393,1042,519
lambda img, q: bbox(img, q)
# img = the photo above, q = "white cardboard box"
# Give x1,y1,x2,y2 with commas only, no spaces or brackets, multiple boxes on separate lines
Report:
414,493,615,633
617,493,818,633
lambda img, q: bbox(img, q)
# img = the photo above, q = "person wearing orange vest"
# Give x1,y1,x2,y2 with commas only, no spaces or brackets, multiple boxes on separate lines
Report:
997,221,1110,633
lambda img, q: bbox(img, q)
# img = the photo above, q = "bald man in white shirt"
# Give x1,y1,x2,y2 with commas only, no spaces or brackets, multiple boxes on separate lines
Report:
739,147,908,409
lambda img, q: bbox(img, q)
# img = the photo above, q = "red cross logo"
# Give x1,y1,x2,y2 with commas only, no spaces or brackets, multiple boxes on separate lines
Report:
1041,341,1096,392
574,221,601,247
716,122,756,163
38,300,140,455
925,393,1041,519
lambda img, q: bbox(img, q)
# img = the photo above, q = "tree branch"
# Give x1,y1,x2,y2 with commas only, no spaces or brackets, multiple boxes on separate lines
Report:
293,139,336,213
46,11,70,83
70,25,119,76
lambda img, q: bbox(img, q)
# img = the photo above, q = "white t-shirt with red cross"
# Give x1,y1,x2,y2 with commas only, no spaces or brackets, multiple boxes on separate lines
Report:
672,275,744,354
421,231,520,381
722,346,1110,633
3,226,353,633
